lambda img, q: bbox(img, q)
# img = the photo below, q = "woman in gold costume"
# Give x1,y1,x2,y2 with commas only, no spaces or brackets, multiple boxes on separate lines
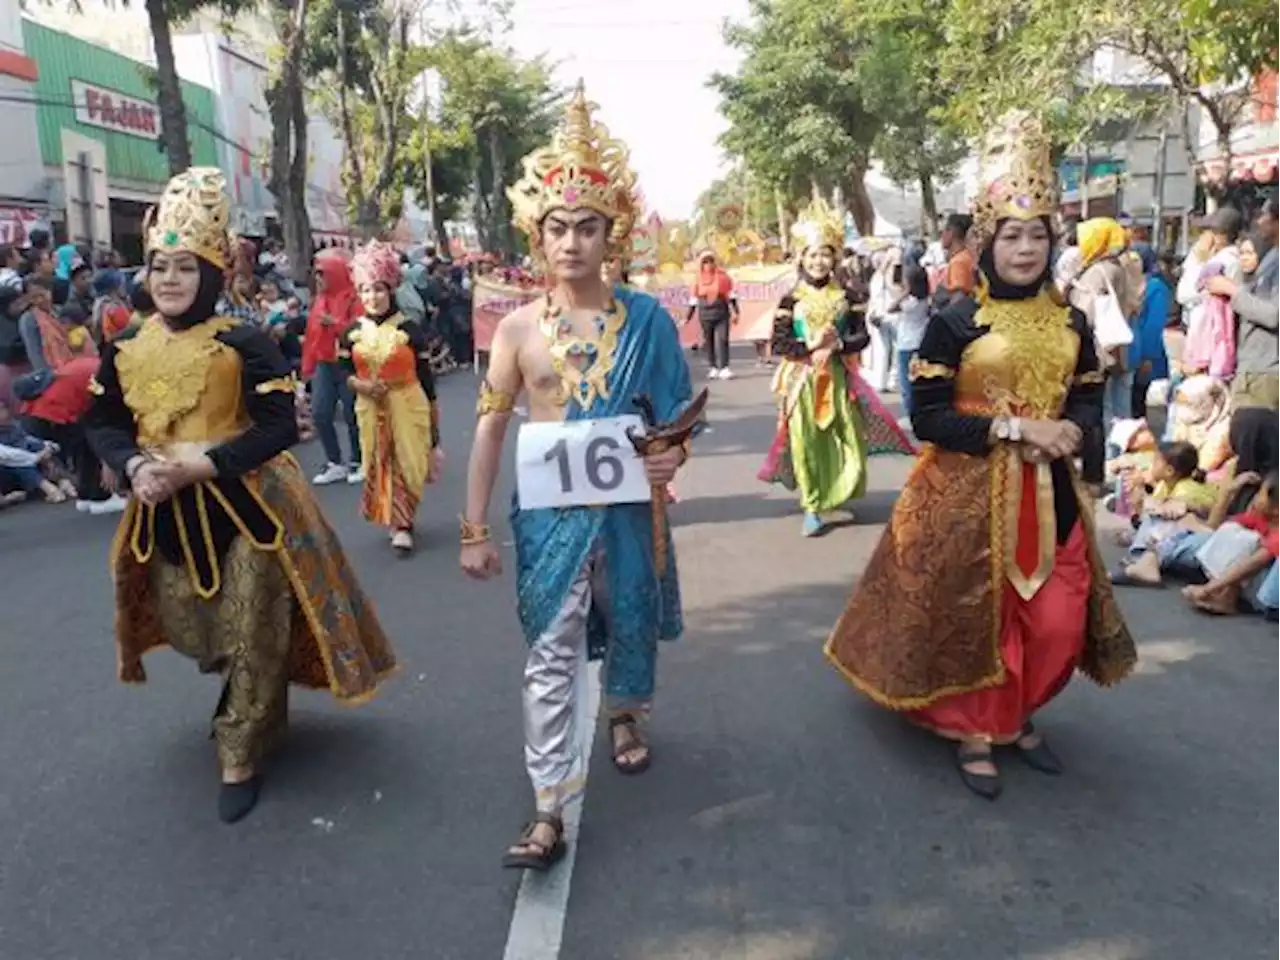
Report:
85,169,396,823
824,115,1136,799
339,240,440,555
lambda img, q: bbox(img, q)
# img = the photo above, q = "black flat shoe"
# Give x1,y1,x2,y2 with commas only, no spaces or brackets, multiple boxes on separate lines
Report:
1015,723,1063,775
218,776,262,824
955,744,1002,800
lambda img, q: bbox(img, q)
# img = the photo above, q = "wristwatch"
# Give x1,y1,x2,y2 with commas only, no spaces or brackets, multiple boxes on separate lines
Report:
994,417,1023,443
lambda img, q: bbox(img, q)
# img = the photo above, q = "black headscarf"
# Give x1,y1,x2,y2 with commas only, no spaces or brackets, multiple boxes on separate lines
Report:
146,254,225,330
1227,407,1280,514
977,215,1056,301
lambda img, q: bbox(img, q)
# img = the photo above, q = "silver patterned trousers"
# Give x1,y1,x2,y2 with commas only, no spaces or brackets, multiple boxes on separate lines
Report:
524,546,653,814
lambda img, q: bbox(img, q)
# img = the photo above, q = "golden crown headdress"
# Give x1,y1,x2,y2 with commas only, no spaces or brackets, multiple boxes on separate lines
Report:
508,81,639,255
144,167,232,270
791,196,844,252
971,111,1058,243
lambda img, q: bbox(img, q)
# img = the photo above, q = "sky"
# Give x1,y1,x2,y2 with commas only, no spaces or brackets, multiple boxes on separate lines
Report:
506,0,751,222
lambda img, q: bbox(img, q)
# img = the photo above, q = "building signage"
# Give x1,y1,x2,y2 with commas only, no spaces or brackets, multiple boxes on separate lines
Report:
70,79,159,140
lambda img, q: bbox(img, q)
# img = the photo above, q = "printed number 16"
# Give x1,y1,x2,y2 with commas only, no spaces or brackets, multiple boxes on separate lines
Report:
544,437,625,493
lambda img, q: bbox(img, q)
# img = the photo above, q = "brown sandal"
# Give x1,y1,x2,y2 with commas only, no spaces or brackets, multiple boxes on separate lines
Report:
609,714,651,775
502,812,566,871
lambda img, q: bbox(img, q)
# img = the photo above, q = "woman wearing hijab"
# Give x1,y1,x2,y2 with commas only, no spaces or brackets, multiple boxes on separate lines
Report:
1225,406,1279,514
339,241,441,555
1063,217,1144,489
1169,374,1234,478
304,252,364,485
686,252,740,379
758,198,915,537
824,114,1136,799
1128,244,1170,415
84,169,395,824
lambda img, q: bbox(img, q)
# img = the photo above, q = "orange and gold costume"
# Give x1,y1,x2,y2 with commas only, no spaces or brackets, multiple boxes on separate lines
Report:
339,313,439,532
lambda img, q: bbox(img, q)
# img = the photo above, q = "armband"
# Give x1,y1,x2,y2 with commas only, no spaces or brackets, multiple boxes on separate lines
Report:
1073,369,1105,386
476,380,516,417
254,373,299,395
908,357,956,382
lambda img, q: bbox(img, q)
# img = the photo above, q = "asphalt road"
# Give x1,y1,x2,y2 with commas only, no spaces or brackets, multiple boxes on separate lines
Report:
2,348,1276,960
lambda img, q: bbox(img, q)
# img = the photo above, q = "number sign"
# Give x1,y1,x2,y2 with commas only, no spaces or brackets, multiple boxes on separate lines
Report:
516,416,653,510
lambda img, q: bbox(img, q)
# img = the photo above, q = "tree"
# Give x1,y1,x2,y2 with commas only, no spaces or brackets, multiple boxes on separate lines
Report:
306,0,425,237
418,31,561,255
839,0,968,234
263,0,313,284
937,0,1278,195
711,0,883,236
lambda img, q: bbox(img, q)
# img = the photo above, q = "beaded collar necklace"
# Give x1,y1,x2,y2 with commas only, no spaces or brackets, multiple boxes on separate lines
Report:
537,290,627,410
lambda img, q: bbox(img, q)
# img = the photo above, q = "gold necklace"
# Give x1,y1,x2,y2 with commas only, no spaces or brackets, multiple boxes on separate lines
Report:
538,292,627,410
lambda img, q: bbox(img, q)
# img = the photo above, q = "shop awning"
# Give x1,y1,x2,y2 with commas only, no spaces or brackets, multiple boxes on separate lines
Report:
1198,148,1280,185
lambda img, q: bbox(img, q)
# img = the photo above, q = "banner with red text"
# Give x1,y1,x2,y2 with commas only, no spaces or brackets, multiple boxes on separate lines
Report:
471,264,797,353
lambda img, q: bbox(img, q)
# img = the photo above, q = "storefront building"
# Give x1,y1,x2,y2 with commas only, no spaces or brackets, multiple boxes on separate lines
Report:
0,0,49,244
23,19,220,263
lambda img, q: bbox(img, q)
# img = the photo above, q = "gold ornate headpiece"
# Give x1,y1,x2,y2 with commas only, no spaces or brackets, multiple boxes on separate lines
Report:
145,167,232,270
972,111,1058,243
791,196,844,253
508,81,639,256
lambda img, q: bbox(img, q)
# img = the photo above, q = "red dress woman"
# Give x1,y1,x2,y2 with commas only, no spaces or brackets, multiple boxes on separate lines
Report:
824,113,1137,799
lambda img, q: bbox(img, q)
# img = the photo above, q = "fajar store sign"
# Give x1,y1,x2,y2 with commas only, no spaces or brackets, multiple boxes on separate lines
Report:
70,79,159,141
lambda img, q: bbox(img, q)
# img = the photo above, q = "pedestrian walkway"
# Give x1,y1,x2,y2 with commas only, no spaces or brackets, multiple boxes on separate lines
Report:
2,363,1274,960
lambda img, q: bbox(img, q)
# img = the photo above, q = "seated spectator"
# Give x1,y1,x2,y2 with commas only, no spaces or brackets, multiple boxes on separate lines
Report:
1105,417,1158,515
1178,471,1279,620
1111,440,1218,579
0,398,73,503
23,355,124,515
1167,374,1233,478
19,279,99,372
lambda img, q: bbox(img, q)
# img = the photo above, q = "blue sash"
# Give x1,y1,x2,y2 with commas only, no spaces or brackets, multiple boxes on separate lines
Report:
511,286,692,701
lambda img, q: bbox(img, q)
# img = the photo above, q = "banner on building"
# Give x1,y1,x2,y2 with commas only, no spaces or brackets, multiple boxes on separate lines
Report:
71,80,160,140
470,264,797,353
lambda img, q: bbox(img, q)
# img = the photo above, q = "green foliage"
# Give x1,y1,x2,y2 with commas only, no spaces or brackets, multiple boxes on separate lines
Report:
415,29,561,252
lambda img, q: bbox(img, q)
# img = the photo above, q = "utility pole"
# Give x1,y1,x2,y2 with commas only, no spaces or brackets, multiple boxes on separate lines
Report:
1080,142,1092,220
1153,123,1169,251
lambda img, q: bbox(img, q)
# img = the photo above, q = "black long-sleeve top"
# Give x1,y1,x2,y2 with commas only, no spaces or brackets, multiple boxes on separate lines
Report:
84,320,300,591
86,321,299,479
909,297,1104,542
769,283,871,361
337,313,440,447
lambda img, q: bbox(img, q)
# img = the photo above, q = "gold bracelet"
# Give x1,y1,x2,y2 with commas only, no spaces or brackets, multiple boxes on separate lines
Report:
459,515,491,545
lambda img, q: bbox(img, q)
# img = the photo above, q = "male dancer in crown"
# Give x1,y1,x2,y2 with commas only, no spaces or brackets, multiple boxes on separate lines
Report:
460,84,696,870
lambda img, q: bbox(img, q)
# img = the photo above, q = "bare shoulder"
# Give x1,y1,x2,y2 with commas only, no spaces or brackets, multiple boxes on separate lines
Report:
496,299,541,344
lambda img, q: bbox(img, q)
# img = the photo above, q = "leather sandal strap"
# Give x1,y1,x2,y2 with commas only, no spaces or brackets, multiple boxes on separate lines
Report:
608,713,639,730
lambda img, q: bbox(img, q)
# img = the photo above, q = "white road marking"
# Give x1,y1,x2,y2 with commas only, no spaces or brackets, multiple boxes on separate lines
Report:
501,658,602,960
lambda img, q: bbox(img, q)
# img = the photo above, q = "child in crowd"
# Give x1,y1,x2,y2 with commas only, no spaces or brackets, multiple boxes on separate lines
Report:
1180,472,1279,618
0,399,74,503
1105,417,1158,515
1111,441,1218,578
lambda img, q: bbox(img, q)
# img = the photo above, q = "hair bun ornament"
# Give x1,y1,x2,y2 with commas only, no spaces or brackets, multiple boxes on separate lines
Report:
971,111,1058,245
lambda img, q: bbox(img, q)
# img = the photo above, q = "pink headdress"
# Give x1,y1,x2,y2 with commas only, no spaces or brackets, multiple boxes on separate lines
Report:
351,240,402,289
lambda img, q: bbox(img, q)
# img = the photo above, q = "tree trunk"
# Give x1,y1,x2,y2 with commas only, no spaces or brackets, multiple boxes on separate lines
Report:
266,0,312,285
487,126,508,256
145,0,190,175
774,186,790,253
845,163,875,238
917,169,938,238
